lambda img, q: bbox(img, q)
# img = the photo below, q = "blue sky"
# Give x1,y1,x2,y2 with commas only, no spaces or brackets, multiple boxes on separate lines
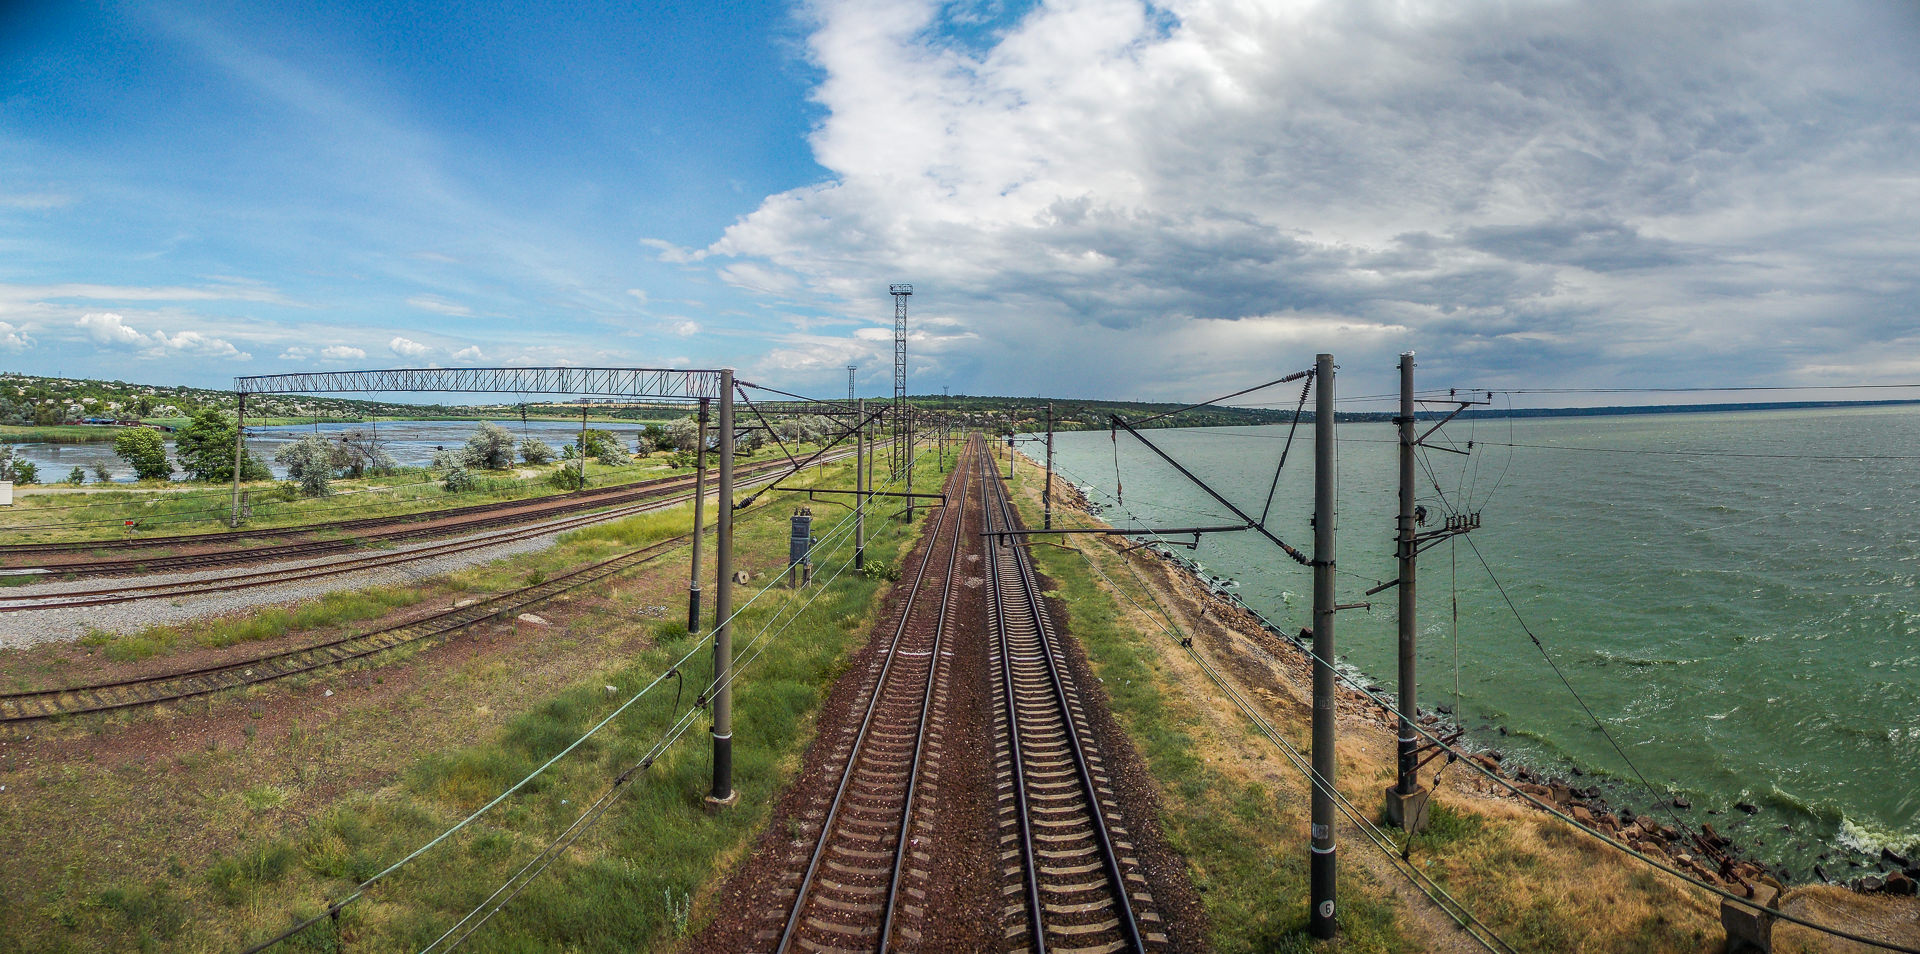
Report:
2,0,1917,404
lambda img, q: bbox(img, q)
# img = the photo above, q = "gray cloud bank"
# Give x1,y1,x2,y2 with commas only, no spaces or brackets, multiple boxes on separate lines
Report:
702,0,1920,400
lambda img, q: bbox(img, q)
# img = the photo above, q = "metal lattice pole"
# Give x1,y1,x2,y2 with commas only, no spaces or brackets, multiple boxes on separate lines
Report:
890,284,912,480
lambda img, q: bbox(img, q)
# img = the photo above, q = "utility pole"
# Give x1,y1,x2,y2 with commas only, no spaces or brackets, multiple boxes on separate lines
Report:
1310,352,1338,940
578,404,588,488
1386,352,1429,831
905,404,916,522
1044,402,1054,529
709,369,737,806
229,392,246,527
854,398,866,570
688,397,710,634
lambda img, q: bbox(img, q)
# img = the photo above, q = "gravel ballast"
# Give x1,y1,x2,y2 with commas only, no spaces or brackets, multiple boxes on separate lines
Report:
0,515,604,648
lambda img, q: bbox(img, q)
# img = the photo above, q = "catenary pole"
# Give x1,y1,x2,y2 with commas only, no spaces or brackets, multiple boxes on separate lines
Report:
688,397,710,634
229,393,246,527
1044,402,1054,529
710,369,737,805
1392,352,1427,823
905,405,915,521
854,398,866,570
1310,352,1338,939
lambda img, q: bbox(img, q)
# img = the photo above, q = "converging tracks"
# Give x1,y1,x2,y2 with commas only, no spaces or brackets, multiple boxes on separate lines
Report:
0,452,845,574
981,442,1164,954
0,534,687,723
755,434,1164,952
0,454,835,612
770,436,978,953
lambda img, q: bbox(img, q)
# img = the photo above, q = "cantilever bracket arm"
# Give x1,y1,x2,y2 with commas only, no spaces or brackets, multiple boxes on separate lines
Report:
980,523,1247,540
734,406,890,510
1108,414,1311,565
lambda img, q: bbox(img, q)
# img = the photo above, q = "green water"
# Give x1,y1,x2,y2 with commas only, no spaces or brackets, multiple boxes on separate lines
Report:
1037,405,1920,874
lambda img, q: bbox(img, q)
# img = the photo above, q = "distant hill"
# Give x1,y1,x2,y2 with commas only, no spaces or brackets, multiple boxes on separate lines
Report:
0,372,690,426
911,395,1296,432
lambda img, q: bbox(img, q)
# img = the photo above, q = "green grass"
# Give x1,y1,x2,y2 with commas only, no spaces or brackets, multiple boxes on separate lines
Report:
81,586,429,663
13,456,926,952
209,499,918,951
0,442,826,546
0,424,123,443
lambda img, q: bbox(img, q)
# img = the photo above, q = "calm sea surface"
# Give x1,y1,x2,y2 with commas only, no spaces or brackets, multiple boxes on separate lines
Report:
1035,406,1920,871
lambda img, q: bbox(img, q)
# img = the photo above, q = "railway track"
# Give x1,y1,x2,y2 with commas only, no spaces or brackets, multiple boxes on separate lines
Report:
769,437,978,953
0,456,814,613
981,444,1165,953
0,489,687,613
0,534,689,723
0,452,843,574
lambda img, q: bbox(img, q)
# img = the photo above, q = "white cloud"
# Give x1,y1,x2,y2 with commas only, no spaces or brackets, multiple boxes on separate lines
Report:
406,295,473,317
0,321,32,351
697,0,1920,398
0,193,73,210
625,288,649,305
279,346,313,360
78,312,147,346
451,345,485,362
389,336,432,358
320,345,367,361
641,238,704,263
671,319,700,337
74,311,251,360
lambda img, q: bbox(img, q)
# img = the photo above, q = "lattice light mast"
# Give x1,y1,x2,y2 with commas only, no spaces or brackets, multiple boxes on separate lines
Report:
890,283,912,480
847,365,856,401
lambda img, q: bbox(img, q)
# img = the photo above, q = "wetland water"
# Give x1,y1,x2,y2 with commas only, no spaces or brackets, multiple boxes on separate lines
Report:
1035,405,1920,872
3,419,647,481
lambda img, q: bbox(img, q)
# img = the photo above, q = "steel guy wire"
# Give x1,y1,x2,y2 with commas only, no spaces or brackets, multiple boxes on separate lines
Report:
1014,427,1917,951
1060,535,1515,953
245,461,874,953
428,539,877,954
1456,533,1728,865
1221,589,1920,953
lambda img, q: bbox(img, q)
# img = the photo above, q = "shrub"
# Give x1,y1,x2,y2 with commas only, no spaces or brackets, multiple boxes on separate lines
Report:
66,466,86,485
113,428,172,480
274,435,339,497
518,437,555,465
461,422,516,470
174,409,270,482
443,466,476,493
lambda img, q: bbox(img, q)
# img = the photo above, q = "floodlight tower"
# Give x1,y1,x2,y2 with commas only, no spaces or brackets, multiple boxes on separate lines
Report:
847,365,856,401
890,283,912,480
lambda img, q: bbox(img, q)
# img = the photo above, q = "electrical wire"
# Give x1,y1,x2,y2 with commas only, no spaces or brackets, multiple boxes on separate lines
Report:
1047,433,1917,950
245,461,883,953
1457,533,1729,866
1060,536,1515,953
